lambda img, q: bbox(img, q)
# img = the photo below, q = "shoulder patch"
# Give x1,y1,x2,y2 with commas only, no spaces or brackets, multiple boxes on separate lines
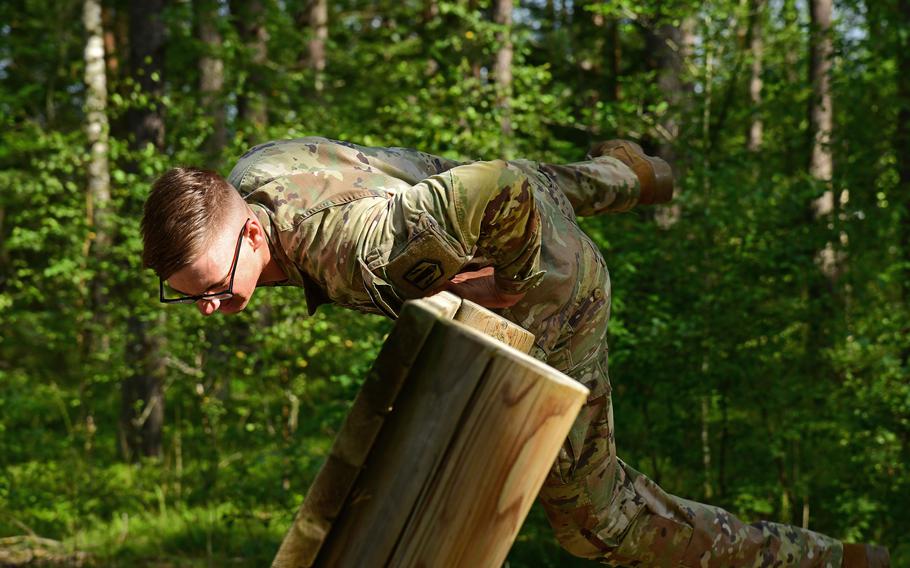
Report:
383,218,466,299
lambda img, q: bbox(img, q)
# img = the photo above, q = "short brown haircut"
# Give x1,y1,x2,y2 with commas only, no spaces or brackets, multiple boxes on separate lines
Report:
141,167,243,279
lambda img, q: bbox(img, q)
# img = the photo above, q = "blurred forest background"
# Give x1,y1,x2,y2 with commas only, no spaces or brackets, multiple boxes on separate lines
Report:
2,0,909,565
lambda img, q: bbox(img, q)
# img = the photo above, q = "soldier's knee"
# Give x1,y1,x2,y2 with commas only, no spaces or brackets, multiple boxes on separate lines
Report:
552,526,610,560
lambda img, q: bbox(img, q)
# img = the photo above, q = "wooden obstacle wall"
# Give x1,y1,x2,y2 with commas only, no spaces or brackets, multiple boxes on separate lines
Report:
272,293,588,568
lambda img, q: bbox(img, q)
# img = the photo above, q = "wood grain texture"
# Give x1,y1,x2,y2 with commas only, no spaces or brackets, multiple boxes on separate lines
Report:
315,319,497,566
272,302,441,568
275,299,576,568
389,342,588,568
454,299,536,353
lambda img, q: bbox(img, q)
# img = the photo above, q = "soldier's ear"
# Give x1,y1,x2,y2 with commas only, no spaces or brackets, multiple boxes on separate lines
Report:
247,217,267,252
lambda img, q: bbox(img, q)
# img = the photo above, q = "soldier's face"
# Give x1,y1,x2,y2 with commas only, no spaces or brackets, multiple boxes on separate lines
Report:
167,218,264,316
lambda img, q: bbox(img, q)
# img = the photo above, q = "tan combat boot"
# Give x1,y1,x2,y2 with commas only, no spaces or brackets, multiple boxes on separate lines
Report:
587,139,675,205
842,543,891,568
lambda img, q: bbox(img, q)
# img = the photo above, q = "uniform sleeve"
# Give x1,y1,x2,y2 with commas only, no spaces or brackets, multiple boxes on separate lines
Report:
361,159,545,310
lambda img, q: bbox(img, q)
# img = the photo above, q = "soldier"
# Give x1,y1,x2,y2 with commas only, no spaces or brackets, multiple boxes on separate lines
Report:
141,137,887,567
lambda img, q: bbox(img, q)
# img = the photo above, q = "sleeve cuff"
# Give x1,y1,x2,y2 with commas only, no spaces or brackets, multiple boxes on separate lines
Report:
495,269,546,295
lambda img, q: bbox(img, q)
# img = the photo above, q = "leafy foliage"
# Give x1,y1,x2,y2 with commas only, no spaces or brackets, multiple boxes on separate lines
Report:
0,0,908,565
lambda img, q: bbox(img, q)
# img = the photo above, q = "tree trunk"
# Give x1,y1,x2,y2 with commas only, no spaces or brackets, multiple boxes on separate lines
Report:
83,0,112,362
122,316,167,459
808,0,838,278
196,0,227,163
646,15,694,228
101,4,119,78
232,0,269,132
122,0,167,461
305,0,328,93
895,0,910,302
645,18,694,166
127,0,165,150
748,0,765,152
492,0,513,156
608,17,621,104
809,0,834,189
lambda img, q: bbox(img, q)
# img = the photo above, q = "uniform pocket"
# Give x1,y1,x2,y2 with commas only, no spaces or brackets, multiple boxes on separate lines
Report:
381,212,468,299
612,474,695,566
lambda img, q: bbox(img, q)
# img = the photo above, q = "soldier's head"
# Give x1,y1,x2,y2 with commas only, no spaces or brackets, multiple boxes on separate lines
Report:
142,167,273,316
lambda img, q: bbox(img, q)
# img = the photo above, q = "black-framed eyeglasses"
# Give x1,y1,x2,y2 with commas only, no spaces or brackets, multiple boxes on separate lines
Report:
159,218,250,304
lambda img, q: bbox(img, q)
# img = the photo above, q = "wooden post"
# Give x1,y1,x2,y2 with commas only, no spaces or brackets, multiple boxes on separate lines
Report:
273,297,587,568
388,343,585,567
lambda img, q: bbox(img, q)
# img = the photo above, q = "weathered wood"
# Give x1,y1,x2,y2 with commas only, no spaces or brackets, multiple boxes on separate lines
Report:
315,319,498,566
454,299,536,353
272,302,441,568
390,348,588,567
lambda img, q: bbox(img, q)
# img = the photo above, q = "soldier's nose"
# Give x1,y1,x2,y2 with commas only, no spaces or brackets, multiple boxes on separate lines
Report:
198,298,220,316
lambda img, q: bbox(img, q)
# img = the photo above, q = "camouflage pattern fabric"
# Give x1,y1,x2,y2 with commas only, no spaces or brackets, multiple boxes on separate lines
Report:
228,137,844,567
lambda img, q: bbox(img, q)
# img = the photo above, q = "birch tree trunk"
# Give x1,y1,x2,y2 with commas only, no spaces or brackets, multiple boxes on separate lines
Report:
83,0,111,284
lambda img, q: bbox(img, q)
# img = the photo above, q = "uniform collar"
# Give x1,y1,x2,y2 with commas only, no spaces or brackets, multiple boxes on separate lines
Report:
248,202,331,316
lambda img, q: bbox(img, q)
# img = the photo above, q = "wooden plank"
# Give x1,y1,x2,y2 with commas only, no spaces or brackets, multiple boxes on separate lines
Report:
390,345,589,567
415,290,462,319
315,318,498,567
272,302,442,568
455,299,536,353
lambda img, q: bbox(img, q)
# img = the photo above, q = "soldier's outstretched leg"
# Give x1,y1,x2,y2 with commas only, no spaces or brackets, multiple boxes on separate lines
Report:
516,175,846,564
539,342,845,567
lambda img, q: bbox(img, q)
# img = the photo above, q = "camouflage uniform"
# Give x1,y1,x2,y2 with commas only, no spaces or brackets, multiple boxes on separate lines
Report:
228,137,844,567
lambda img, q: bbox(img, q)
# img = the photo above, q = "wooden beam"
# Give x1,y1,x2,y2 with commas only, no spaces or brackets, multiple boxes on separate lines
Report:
390,348,588,567
453,298,535,353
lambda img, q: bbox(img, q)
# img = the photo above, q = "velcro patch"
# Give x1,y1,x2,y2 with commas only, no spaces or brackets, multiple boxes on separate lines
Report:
383,221,465,299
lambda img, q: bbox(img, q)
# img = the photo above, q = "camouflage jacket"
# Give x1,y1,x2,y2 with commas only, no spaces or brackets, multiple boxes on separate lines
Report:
228,137,640,365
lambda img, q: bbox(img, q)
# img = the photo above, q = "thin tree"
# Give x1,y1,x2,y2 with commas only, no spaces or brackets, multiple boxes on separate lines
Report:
304,0,328,93
122,0,167,461
809,0,834,224
803,0,835,529
895,0,910,305
83,0,111,321
748,0,765,151
493,0,514,157
196,0,227,163
645,12,694,229
232,0,269,133
645,16,694,166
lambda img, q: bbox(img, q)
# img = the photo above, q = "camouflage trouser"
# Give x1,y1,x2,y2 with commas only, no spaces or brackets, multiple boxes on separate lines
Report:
505,158,845,567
